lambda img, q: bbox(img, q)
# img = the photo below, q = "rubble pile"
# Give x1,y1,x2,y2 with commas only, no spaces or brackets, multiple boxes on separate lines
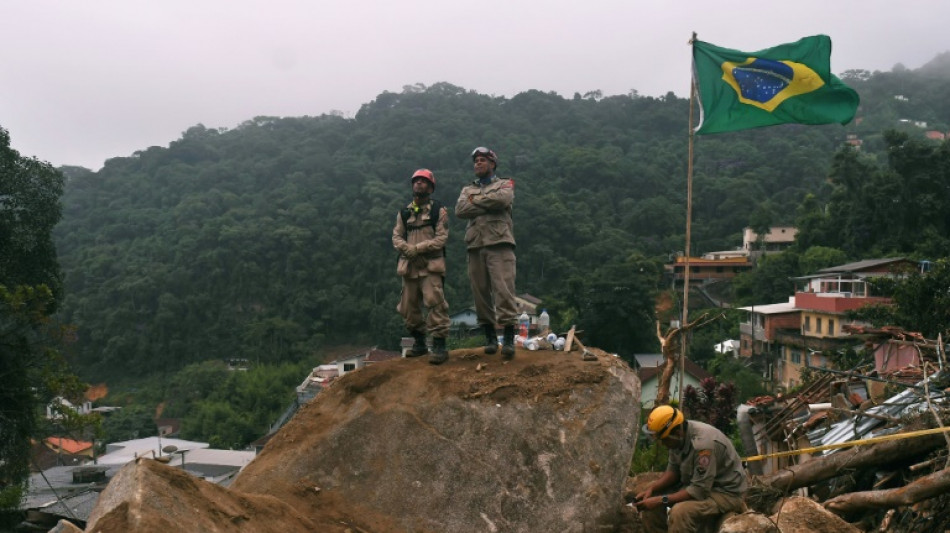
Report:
740,333,950,532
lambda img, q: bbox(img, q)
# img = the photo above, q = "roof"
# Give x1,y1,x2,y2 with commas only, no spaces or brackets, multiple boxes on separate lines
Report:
635,355,712,383
45,437,93,455
365,348,401,363
99,437,210,465
24,464,123,512
816,257,908,274
172,448,255,468
668,256,752,266
738,297,798,314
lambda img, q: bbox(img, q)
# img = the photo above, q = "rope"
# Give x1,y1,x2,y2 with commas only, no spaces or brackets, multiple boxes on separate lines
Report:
744,426,950,462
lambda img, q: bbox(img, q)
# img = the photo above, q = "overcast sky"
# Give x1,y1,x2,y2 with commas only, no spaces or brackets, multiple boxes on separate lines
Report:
2,1,947,170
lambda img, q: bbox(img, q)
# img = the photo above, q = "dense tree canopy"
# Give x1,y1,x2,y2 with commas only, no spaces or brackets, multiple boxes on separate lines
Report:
51,85,860,378
49,58,950,380
0,128,84,511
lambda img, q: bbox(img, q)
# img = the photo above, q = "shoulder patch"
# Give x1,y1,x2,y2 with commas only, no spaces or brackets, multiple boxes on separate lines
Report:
697,449,711,471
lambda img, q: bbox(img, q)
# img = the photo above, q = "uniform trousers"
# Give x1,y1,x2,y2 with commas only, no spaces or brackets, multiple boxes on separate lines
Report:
398,274,449,338
640,491,746,533
466,244,517,326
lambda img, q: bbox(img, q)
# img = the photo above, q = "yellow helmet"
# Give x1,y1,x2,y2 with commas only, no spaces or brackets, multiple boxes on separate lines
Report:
643,405,684,439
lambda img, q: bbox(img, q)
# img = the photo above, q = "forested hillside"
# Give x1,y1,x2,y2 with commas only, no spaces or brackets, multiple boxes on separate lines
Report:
52,57,950,380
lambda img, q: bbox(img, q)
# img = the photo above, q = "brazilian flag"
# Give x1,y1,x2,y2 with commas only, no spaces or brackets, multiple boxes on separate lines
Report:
693,35,859,134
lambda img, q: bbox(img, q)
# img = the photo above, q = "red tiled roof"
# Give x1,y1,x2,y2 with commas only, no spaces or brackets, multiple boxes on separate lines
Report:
45,437,93,455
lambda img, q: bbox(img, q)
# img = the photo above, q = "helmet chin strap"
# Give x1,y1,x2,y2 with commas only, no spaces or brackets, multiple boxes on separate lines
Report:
413,191,430,203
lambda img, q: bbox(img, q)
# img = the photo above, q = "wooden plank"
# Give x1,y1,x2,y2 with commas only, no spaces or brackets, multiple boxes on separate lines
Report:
563,325,576,352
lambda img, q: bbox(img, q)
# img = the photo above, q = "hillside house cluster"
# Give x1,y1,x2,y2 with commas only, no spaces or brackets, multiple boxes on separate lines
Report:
738,257,920,390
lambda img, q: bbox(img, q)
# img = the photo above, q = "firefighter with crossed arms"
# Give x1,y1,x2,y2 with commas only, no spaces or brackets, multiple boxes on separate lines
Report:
454,146,518,359
635,405,748,532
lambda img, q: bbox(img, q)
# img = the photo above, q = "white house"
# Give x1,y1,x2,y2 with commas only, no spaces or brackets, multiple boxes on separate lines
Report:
634,354,712,408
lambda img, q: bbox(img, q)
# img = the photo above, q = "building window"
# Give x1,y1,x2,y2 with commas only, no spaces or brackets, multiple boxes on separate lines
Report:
804,316,811,332
816,318,823,334
343,363,356,372
790,350,801,365
828,319,835,336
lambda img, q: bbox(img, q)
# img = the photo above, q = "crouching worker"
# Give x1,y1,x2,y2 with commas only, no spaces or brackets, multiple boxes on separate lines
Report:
393,168,450,365
635,406,748,532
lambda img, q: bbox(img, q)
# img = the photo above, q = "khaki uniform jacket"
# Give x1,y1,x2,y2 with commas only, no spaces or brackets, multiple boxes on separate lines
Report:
392,200,448,279
454,177,515,250
667,420,748,501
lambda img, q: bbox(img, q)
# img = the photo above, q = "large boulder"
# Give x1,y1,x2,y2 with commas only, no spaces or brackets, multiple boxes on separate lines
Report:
76,347,641,532
233,347,641,532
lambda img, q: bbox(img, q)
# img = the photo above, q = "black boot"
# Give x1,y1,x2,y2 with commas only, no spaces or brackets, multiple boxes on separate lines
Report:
502,325,515,359
408,331,428,357
429,337,448,365
483,324,498,354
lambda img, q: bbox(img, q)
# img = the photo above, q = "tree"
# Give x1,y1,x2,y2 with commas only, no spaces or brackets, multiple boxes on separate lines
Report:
0,128,64,303
852,258,950,338
101,404,157,443
682,377,738,435
0,127,83,511
732,251,802,306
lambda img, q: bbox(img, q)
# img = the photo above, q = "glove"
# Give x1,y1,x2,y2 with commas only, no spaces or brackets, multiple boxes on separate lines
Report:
404,245,418,259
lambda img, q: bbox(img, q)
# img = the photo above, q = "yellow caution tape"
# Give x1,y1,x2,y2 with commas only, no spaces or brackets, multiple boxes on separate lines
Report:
744,426,950,462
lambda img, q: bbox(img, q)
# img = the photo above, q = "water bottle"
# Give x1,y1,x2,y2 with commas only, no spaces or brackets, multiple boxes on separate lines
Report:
538,309,550,332
518,312,529,337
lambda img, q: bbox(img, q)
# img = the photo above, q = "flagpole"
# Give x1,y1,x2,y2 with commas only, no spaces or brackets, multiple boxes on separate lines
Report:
678,32,698,405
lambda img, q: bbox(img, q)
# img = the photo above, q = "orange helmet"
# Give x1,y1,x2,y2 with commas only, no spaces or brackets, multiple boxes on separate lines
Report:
411,168,435,191
643,405,685,439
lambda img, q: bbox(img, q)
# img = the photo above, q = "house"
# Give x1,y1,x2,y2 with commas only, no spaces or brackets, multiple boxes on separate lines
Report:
449,307,478,328
664,256,754,286
841,324,936,376
633,354,712,408
365,347,401,365
738,297,800,357
702,250,749,260
296,364,339,403
46,397,93,420
739,258,911,390
515,293,542,316
742,226,798,256
327,346,399,375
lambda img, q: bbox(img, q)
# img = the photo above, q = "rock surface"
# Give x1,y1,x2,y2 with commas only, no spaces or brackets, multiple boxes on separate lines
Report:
79,347,642,532
83,458,321,532
770,496,861,533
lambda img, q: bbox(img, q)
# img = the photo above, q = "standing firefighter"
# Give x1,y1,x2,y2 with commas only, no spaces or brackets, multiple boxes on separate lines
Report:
635,406,748,532
454,146,518,359
393,168,450,365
